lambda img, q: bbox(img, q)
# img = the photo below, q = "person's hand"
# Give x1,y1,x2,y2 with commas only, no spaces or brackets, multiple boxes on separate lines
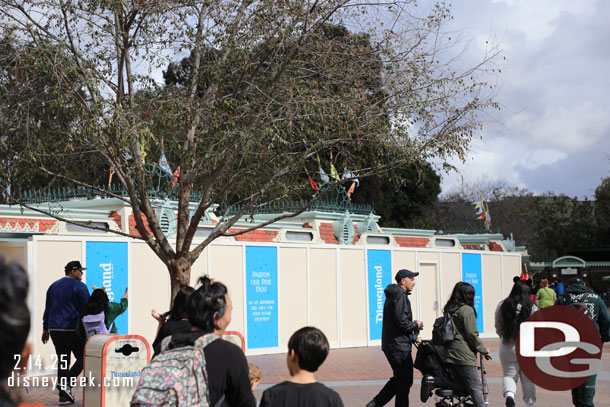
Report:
122,287,128,299
483,353,492,361
415,320,424,330
415,337,423,344
41,330,50,344
151,309,164,323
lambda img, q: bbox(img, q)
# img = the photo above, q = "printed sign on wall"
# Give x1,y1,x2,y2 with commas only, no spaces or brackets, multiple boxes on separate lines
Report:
245,246,278,349
86,241,129,334
367,249,392,341
462,253,484,333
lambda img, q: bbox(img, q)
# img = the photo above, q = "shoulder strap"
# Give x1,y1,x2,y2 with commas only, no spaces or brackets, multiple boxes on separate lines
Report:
159,335,173,353
159,332,220,353
193,333,220,349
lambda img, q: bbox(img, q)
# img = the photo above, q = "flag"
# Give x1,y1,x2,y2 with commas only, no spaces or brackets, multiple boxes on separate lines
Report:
319,166,329,183
140,144,147,163
329,162,340,181
172,166,181,189
308,174,319,191
473,193,492,231
159,150,172,175
347,182,356,198
342,168,359,187
484,202,492,232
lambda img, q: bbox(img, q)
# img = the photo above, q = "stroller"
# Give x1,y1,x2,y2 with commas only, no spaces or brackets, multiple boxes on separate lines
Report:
414,340,488,407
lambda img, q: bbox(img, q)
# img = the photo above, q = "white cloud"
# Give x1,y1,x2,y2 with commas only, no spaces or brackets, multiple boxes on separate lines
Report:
432,0,610,198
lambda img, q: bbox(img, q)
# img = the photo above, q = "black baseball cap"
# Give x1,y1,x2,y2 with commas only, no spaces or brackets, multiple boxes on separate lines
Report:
395,268,419,282
65,261,86,272
569,277,584,286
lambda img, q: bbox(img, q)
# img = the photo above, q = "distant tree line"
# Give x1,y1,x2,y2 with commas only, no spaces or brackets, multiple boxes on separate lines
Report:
364,171,610,263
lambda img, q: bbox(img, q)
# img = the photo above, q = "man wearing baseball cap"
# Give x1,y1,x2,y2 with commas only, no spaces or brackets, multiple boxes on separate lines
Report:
367,269,423,407
42,261,90,405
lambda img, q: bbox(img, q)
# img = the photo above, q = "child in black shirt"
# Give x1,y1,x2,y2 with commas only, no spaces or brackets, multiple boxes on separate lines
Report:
260,327,343,407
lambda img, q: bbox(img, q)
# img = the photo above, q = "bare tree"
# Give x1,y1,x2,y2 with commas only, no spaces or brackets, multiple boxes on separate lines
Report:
0,0,500,299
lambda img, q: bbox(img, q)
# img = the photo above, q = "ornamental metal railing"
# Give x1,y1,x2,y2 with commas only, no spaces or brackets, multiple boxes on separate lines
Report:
19,164,373,215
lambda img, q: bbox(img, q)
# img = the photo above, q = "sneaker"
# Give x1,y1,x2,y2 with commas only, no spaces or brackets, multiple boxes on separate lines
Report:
59,385,75,405
365,400,377,407
505,396,515,407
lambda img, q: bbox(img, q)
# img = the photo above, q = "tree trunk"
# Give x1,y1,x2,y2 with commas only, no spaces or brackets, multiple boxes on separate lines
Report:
168,255,192,305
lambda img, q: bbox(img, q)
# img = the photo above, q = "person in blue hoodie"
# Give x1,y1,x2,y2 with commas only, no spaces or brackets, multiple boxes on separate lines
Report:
367,269,423,407
42,261,90,405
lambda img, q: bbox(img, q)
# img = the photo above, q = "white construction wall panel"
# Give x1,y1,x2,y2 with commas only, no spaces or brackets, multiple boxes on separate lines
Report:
211,245,245,338
481,254,503,335
278,247,308,347
340,249,367,346
309,248,338,345
130,241,170,347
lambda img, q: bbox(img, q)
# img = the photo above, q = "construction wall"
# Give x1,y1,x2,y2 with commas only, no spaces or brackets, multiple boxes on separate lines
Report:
3,236,520,373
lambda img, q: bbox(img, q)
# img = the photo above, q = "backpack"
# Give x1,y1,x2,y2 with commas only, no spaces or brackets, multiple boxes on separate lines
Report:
82,312,112,339
566,293,594,319
432,313,455,346
130,333,220,407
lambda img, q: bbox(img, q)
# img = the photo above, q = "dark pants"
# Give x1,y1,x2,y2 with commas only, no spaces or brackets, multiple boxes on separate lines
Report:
448,364,485,407
572,374,596,407
373,350,413,407
50,330,86,387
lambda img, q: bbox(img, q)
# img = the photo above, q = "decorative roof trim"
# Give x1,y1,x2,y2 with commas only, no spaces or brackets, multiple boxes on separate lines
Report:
382,228,436,237
454,233,505,244
552,256,587,268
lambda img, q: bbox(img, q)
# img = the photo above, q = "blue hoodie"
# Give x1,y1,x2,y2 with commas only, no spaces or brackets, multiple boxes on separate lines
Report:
43,277,90,331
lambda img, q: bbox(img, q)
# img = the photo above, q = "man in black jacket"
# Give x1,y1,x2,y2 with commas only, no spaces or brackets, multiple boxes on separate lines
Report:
367,269,423,407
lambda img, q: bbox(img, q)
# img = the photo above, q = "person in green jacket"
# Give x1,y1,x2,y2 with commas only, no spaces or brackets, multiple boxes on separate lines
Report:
556,278,610,407
77,287,128,339
535,279,556,309
442,282,489,407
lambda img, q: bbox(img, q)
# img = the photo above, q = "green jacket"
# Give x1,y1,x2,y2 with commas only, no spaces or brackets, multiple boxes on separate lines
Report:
556,284,610,343
536,287,556,308
77,298,128,339
443,304,488,366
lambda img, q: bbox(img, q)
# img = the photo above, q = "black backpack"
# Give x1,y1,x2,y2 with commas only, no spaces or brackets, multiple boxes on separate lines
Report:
566,293,594,319
432,313,455,345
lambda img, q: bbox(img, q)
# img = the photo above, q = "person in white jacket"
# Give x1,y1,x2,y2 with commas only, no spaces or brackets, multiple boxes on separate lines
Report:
495,282,538,407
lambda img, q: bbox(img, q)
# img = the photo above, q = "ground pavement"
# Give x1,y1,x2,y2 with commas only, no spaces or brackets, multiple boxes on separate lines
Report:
10,339,610,406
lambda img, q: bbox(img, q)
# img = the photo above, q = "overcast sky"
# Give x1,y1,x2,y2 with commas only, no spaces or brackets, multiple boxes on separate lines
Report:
427,0,610,199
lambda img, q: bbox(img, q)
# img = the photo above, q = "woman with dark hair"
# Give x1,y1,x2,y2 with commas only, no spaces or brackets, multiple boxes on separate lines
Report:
77,287,128,339
151,286,194,356
0,257,31,407
495,282,537,407
442,282,489,407
143,276,255,407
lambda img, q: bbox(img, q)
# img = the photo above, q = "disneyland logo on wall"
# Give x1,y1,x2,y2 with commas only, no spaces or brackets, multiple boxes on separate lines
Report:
516,306,602,391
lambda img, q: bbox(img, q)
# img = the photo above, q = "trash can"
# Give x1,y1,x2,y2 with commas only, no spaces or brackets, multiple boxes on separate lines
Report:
83,334,151,407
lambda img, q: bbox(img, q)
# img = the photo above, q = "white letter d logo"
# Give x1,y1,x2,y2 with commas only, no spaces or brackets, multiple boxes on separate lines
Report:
519,321,579,357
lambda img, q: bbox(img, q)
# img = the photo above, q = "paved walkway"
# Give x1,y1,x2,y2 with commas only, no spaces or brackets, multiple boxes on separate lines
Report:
9,339,610,406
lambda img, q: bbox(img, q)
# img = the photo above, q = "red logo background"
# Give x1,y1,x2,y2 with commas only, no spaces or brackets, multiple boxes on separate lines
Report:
516,305,602,391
